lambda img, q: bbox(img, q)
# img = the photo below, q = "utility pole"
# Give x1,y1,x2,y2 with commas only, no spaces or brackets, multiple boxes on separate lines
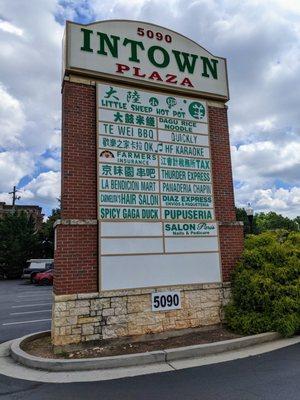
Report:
9,186,21,207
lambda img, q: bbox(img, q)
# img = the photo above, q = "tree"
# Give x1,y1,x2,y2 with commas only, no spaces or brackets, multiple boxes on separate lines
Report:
236,208,299,235
255,212,299,232
38,208,61,258
0,211,40,279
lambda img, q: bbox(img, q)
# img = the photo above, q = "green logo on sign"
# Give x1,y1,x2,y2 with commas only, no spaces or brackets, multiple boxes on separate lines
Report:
166,97,177,109
188,102,205,119
149,97,159,106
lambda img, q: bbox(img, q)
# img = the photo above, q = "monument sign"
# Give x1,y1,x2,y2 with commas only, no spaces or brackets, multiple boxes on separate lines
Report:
52,20,243,347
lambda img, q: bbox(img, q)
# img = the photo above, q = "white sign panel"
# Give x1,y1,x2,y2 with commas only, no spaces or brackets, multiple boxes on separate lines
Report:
152,291,181,311
101,253,221,290
97,83,221,290
64,20,229,99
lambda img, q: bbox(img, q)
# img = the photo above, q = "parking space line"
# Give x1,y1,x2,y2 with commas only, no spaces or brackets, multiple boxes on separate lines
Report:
17,293,52,300
17,294,53,298
12,303,52,308
2,318,51,326
14,294,52,298
14,292,52,295
15,292,52,294
16,287,52,290
14,298,52,302
10,309,52,315
16,295,52,298
18,288,53,291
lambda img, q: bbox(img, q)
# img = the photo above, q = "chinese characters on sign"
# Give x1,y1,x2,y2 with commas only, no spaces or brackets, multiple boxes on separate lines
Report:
97,84,221,290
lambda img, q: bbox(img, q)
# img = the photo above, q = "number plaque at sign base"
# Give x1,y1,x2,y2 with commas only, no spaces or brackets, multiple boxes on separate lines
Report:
152,291,181,311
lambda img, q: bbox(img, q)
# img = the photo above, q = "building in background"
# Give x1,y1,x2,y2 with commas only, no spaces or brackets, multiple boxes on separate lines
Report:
0,202,44,230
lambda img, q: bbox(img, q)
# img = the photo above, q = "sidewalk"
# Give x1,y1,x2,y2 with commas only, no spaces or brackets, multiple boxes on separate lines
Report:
0,331,299,383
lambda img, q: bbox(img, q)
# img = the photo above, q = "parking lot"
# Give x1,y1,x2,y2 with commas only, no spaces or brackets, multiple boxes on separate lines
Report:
0,279,52,343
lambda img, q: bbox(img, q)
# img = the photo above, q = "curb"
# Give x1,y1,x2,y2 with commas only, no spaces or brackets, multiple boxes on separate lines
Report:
10,331,280,372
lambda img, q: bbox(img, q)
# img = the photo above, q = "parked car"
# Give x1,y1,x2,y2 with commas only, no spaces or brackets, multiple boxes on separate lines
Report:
22,259,54,283
34,269,53,285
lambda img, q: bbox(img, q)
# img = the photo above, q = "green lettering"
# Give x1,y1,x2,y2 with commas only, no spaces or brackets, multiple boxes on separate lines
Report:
123,38,144,62
148,46,170,68
172,50,198,73
97,32,120,58
201,56,218,79
80,28,93,52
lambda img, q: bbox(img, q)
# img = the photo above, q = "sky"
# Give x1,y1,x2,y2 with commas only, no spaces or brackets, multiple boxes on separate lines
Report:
0,0,299,218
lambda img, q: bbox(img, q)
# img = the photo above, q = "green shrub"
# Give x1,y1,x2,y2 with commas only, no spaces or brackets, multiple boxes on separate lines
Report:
225,230,300,337
225,305,273,335
245,231,278,250
275,314,300,337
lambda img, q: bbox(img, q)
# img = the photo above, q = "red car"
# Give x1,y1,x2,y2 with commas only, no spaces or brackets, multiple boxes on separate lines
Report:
34,269,53,285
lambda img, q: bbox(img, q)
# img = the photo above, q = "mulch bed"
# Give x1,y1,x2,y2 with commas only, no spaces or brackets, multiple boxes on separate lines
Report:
22,327,240,359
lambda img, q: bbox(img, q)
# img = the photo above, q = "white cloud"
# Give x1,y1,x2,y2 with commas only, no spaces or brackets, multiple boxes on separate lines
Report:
20,171,61,208
41,157,60,171
232,141,300,185
0,0,63,214
0,0,63,154
81,0,145,20
0,84,26,148
232,140,300,216
0,151,35,192
252,187,300,217
0,19,23,36
0,191,13,205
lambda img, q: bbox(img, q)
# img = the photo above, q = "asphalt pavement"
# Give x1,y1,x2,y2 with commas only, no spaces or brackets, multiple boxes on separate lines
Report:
0,341,299,399
0,279,299,400
0,279,52,343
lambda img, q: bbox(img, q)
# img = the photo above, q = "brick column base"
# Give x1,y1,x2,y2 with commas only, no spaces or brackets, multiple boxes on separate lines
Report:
54,222,98,295
219,222,244,281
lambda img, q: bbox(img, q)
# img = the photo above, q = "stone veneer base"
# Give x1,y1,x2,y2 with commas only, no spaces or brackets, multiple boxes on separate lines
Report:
52,282,231,347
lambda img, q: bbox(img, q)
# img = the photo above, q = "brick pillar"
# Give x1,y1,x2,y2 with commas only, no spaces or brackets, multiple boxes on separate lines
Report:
209,106,244,282
53,81,98,295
